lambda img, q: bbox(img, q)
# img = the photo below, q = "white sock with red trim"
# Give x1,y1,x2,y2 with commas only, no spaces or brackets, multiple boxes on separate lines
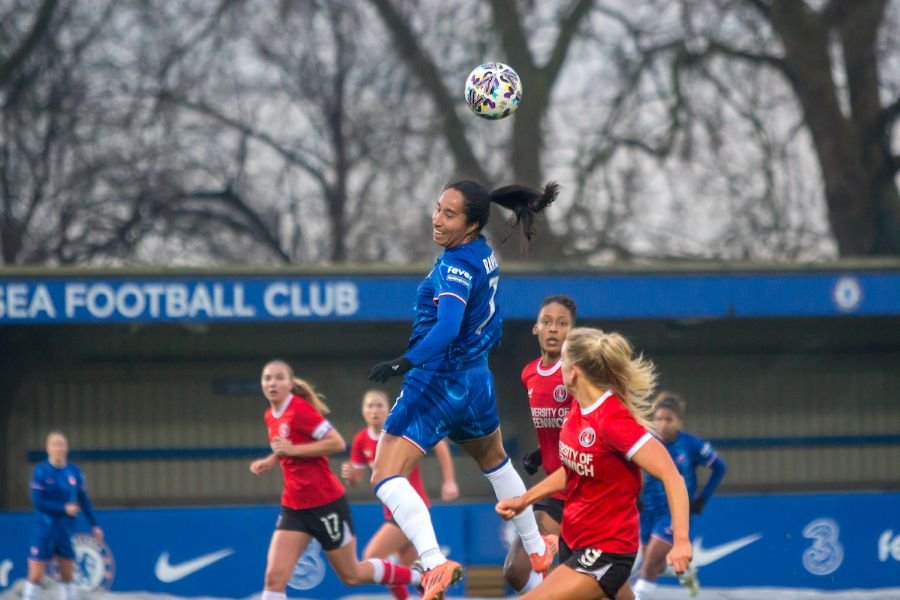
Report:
366,558,418,586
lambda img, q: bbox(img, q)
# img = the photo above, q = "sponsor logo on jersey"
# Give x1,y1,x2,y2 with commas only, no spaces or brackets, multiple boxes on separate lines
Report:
278,423,290,438
553,385,568,403
531,406,569,429
445,264,473,288
560,441,595,477
578,427,596,447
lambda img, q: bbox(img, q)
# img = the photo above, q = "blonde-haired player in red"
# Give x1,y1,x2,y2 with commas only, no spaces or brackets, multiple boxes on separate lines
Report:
503,295,577,593
250,360,421,600
341,388,459,600
497,329,692,600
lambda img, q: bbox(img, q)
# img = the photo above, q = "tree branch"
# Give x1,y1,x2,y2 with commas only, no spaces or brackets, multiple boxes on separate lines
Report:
162,92,331,191
0,0,58,89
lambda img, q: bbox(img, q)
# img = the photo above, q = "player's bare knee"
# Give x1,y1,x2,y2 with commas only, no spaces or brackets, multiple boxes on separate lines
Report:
263,567,290,590
334,566,363,586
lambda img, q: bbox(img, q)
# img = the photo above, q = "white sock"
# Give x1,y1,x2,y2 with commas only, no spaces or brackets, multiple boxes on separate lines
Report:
260,591,286,600
519,570,543,593
376,477,444,569
633,578,657,599
22,581,40,600
62,582,78,600
483,458,545,556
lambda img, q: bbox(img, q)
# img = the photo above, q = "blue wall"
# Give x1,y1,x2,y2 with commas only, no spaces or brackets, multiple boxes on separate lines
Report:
1,492,898,597
1,270,898,323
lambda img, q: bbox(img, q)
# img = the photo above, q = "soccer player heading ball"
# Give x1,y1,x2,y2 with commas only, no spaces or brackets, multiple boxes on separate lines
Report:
368,179,558,600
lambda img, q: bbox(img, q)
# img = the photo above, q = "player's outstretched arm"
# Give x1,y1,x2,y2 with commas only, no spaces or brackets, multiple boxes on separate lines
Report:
633,438,692,574
495,467,566,520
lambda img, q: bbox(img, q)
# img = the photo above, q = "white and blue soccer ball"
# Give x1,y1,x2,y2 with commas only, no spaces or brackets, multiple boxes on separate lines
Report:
464,62,523,120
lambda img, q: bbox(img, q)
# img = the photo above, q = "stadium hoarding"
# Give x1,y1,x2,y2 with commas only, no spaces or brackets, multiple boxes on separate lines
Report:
1,268,899,323
0,492,898,596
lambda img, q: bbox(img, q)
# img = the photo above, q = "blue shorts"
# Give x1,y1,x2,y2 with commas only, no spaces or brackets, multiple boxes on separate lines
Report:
29,521,75,561
384,366,500,452
640,507,674,545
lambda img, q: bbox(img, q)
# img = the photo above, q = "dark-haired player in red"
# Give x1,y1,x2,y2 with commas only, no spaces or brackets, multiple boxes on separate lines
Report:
250,360,421,600
342,388,459,600
497,329,692,600
503,295,577,593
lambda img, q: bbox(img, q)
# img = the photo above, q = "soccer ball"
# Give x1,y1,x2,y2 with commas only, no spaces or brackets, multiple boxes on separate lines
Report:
464,62,522,120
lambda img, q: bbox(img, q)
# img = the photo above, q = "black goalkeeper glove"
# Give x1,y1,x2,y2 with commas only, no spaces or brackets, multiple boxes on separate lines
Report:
367,357,413,383
690,497,706,515
521,447,543,475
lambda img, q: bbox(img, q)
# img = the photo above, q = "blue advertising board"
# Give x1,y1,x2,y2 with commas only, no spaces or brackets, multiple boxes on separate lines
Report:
1,493,898,597
0,270,898,323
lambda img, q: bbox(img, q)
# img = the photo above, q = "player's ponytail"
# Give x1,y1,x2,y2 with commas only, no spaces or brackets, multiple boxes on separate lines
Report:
445,179,559,250
292,377,331,416
489,181,559,249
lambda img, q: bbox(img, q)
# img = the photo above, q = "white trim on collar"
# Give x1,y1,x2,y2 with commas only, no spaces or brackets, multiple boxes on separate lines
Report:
582,389,614,415
271,395,293,419
367,428,381,442
536,358,563,377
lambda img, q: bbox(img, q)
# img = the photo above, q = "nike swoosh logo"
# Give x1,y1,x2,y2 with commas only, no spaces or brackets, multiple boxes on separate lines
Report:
155,548,234,582
693,533,762,567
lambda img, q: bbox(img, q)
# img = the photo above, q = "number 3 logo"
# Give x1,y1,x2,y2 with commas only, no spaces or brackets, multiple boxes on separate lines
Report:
802,518,844,575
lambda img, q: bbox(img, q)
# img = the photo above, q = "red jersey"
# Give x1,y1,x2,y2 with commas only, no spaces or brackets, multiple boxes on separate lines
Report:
521,358,572,501
559,390,652,553
264,394,345,510
349,427,430,520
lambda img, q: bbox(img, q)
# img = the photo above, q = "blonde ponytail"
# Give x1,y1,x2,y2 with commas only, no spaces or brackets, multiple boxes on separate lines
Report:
292,377,330,416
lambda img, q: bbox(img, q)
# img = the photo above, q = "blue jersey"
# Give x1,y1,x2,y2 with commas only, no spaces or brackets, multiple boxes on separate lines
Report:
641,431,717,514
30,460,97,529
407,236,501,371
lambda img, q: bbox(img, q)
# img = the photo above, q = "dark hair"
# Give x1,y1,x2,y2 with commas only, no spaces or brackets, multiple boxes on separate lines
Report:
540,295,577,321
445,180,560,250
654,391,686,418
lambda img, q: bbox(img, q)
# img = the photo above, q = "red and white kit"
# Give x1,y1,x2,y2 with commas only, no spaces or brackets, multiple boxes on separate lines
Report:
264,394,345,510
558,390,652,552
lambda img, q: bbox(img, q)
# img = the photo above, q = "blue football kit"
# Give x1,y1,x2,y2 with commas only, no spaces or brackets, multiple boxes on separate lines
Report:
29,461,98,561
384,235,503,451
640,431,725,545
